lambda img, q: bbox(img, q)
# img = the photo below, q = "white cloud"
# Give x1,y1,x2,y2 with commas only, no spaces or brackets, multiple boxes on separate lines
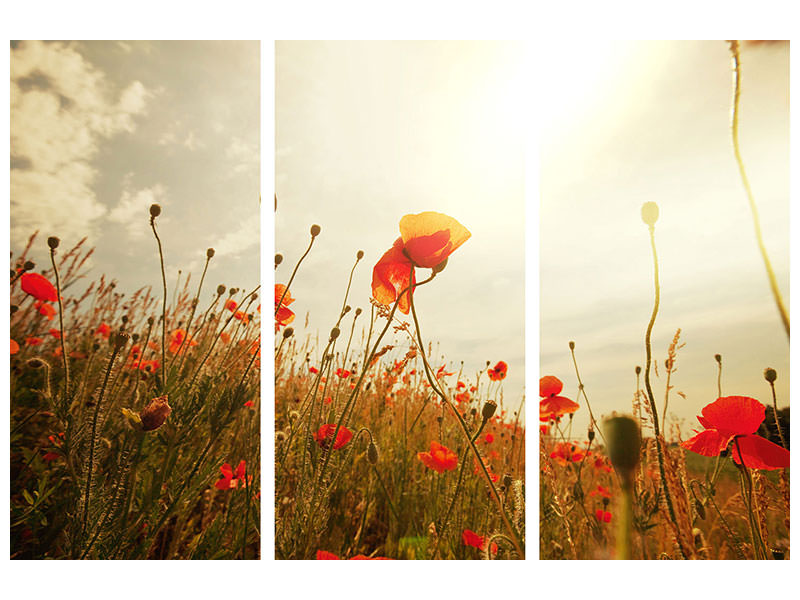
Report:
212,217,260,259
108,180,169,239
10,41,151,248
226,137,259,174
157,119,204,151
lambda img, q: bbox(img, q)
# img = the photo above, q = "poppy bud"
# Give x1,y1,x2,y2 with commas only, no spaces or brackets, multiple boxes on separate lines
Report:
276,431,287,443
603,413,641,477
149,204,161,218
343,305,351,315
482,400,497,421
588,428,595,442
355,307,362,316
147,316,155,326
26,358,46,369
436,416,443,425
367,441,379,465
503,474,512,488
11,305,19,315
275,254,283,266
207,248,215,258
217,284,226,295
641,201,659,226
602,496,610,508
635,365,641,375
714,353,722,364
92,342,100,351
310,224,321,237
356,250,364,260
114,332,129,349
229,288,238,295
23,260,35,271
432,258,448,274
283,327,294,339
764,367,777,383
47,237,60,250
121,315,129,323
569,341,575,350
329,327,340,341
140,395,172,431
132,333,140,342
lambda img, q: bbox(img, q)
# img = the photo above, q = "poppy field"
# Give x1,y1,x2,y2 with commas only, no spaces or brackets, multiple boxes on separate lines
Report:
9,205,261,559
275,211,525,560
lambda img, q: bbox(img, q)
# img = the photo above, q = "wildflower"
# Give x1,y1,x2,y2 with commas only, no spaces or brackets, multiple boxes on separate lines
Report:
35,301,56,320
234,310,248,323
25,337,43,346
589,485,612,499
314,424,353,450
244,400,254,409
335,368,352,378
95,322,111,339
595,509,612,523
539,375,579,421
275,284,295,327
487,361,508,381
549,442,585,466
20,272,58,302
462,529,498,555
371,212,471,314
484,433,494,444
11,339,19,354
681,396,790,470
214,460,247,490
220,332,231,344
139,395,172,431
48,328,61,339
309,366,319,374
225,299,237,312
417,440,458,473
168,329,197,354
315,550,391,560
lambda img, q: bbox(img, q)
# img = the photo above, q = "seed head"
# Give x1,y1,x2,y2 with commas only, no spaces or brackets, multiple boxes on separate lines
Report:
569,340,575,350
283,327,294,339
764,367,777,383
329,327,340,341
588,428,595,442
503,474,513,488
355,307,362,316
217,284,226,295
482,400,497,421
635,365,641,375
207,248,215,258
47,236,60,250
149,204,161,218
275,253,283,266
310,224,321,237
603,413,641,477
356,250,364,260
641,201,659,226
715,353,722,364
114,332,130,349
23,260,35,271
367,441,379,465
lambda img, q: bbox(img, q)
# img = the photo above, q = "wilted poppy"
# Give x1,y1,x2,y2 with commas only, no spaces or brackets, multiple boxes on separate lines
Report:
215,460,247,490
275,284,295,327
139,395,172,431
417,440,458,473
20,272,58,302
371,212,471,314
488,361,508,381
539,375,579,421
314,424,353,450
681,396,790,470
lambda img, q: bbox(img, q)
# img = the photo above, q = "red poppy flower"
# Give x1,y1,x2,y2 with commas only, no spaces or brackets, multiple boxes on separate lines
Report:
20,272,58,302
95,322,111,339
11,339,19,354
539,375,579,421
488,361,508,381
220,332,231,344
168,329,197,354
589,485,612,499
214,460,247,490
417,440,458,473
35,301,56,320
595,509,612,523
549,441,585,466
484,433,494,444
314,424,353,450
25,337,43,346
436,365,454,379
225,299,238,312
316,550,340,560
309,366,319,374
335,368,352,378
48,328,61,339
234,310,248,323
681,396,790,470
275,284,295,327
371,212,471,314
462,529,498,555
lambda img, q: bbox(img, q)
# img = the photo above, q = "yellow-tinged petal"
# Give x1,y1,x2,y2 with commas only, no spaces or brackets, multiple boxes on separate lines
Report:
399,212,471,268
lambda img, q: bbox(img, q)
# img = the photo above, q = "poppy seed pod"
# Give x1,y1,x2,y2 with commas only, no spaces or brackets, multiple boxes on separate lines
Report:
641,201,659,226
23,260,35,271
147,316,155,326
275,253,283,266
283,327,294,339
310,224,321,237
356,250,364,260
603,413,641,476
635,365,641,375
329,327,340,341
569,340,575,350
149,204,161,218
140,395,172,431
367,441,379,465
217,284,226,295
764,367,777,383
47,236,60,249
588,428,595,442
207,248,215,258
715,353,722,364
113,332,129,349
355,307,362,316
482,400,497,421
503,474,512,488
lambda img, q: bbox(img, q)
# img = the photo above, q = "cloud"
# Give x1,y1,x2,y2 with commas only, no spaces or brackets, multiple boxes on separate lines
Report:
10,41,152,249
157,119,204,151
226,137,259,174
212,217,260,260
108,178,168,239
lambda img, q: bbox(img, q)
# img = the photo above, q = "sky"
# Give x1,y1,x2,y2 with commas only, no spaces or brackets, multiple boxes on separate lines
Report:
275,41,525,412
540,40,790,438
10,40,260,300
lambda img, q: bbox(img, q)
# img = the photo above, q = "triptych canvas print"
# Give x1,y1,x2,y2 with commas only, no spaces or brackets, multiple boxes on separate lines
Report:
8,39,790,564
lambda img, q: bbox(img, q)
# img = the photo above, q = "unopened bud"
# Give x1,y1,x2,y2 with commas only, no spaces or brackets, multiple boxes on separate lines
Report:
588,428,595,442
367,441,379,465
283,327,294,339
355,307,362,316
356,250,364,260
275,254,283,266
764,367,777,383
503,474,512,488
207,248,215,258
482,400,497,421
432,258,448,274
329,327,340,341
635,365,641,375
23,260,35,271
149,204,161,218
147,316,155,326
47,237,60,250
310,224,321,237
714,353,722,364
569,341,575,350
217,284,226,295
603,413,641,477
139,394,172,431
641,201,659,226
343,305,351,315
114,332,129,349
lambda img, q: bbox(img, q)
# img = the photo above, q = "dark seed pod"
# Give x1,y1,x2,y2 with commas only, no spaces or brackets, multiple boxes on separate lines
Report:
149,204,161,218
140,395,172,431
367,441,379,465
23,260,35,271
764,367,777,383
482,400,497,421
207,248,215,258
283,327,294,339
356,250,364,260
310,224,321,237
47,237,60,249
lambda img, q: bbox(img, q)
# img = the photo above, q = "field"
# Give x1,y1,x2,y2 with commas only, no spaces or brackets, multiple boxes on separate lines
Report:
274,212,525,560
9,205,260,559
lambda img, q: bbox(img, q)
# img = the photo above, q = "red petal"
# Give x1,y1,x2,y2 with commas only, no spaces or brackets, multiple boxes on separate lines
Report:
701,396,765,436
681,429,731,457
235,460,246,479
731,434,790,470
539,395,579,420
398,212,471,268
20,272,58,302
371,238,415,314
539,376,563,398
220,463,233,478
316,550,340,560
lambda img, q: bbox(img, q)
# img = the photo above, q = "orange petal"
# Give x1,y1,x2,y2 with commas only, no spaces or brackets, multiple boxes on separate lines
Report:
371,238,415,314
399,212,471,268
